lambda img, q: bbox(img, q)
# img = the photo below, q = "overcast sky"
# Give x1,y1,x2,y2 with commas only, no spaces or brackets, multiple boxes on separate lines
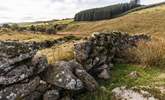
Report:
0,0,164,23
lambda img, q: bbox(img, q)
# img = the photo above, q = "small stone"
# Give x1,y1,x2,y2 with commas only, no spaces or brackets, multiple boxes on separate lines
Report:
98,69,110,80
128,71,141,79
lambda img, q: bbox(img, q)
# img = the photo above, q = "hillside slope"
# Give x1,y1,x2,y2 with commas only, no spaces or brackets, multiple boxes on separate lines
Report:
65,4,165,37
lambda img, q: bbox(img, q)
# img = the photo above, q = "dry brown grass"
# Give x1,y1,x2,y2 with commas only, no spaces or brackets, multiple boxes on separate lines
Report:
39,42,75,64
127,37,165,67
0,32,63,42
65,4,165,38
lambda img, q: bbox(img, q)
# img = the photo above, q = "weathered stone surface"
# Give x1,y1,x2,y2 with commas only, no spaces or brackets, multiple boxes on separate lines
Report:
0,41,36,76
74,41,92,64
0,40,49,86
44,60,98,91
43,90,60,100
44,61,84,90
0,64,34,85
32,52,48,74
0,77,40,100
0,53,48,86
70,60,98,91
0,41,50,100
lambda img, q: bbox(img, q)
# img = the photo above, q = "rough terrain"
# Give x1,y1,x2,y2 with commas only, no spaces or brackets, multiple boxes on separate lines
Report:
0,32,151,100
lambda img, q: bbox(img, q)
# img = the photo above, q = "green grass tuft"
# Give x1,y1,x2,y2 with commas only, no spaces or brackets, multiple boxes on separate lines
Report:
79,64,165,100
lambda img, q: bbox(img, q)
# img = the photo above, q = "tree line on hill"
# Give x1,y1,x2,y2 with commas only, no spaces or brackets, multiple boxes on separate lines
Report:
0,23,67,34
74,0,141,21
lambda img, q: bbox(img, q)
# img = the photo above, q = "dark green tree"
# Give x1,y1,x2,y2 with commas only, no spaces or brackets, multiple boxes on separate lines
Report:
30,25,36,33
2,24,10,28
74,1,141,21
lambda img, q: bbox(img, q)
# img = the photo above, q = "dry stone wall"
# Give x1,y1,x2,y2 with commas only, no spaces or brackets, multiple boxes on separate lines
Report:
74,32,149,79
0,31,149,100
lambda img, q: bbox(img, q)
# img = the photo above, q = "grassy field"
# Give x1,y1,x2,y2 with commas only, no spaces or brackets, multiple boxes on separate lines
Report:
18,19,73,27
64,4,165,38
0,32,65,42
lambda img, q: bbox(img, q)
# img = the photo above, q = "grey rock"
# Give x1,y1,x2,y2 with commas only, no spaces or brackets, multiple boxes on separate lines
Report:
74,41,92,64
32,52,48,74
67,60,98,91
0,64,34,85
75,68,98,91
98,69,110,80
0,41,50,100
0,77,40,100
0,53,48,86
44,60,98,91
44,61,84,90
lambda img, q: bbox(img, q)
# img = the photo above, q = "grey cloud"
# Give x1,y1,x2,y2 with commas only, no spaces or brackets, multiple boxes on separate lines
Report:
21,16,35,20
0,16,10,19
0,6,10,11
